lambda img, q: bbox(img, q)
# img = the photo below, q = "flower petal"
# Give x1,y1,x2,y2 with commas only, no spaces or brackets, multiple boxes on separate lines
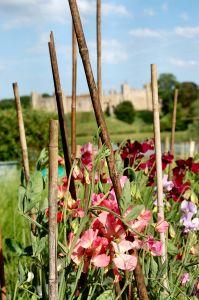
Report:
113,254,137,271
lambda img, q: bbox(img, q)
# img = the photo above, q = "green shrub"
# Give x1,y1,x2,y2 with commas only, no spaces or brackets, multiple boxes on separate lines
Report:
114,101,135,124
136,110,153,124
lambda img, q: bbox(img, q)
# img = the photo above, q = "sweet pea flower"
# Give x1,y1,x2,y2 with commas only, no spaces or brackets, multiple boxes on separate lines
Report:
112,240,138,271
146,236,162,256
180,200,199,232
180,200,197,215
180,273,190,285
155,213,169,233
162,174,174,192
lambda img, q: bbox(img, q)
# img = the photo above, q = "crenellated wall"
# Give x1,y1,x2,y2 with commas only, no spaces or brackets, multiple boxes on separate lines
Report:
31,83,153,113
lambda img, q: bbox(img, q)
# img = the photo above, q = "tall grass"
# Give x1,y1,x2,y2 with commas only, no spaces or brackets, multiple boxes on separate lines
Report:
0,171,29,297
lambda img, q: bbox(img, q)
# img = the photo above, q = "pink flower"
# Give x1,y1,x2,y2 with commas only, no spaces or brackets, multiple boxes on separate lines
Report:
113,254,137,271
155,213,169,233
91,254,110,268
112,240,138,271
146,236,162,256
127,209,152,235
80,143,93,171
180,273,190,285
79,229,98,248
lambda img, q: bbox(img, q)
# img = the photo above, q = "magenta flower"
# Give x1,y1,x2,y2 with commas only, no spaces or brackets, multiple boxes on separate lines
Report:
180,273,190,285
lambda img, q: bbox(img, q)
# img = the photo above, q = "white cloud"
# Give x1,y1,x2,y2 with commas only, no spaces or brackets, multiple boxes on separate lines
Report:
169,57,199,67
180,13,189,22
143,8,155,17
0,0,129,29
89,39,128,64
102,3,130,16
175,26,199,38
129,28,161,38
102,39,128,64
161,2,168,12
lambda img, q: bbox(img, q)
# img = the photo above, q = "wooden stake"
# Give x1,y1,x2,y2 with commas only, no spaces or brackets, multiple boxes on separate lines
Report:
48,32,76,200
71,24,77,160
68,0,122,206
48,120,58,300
170,89,178,156
13,83,36,234
97,0,102,103
97,0,102,149
68,1,148,299
0,228,6,300
151,64,168,290
13,82,30,184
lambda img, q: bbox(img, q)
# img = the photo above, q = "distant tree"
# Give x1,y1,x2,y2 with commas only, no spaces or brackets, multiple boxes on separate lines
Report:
158,73,179,115
0,95,30,110
42,93,51,98
136,110,153,124
178,82,198,108
114,101,135,124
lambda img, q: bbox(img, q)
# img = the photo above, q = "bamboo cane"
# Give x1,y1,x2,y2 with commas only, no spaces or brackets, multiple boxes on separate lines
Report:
97,0,102,105
71,24,77,161
68,1,149,299
97,0,102,149
48,120,58,300
170,89,178,156
0,228,6,300
13,83,36,234
48,32,76,200
13,82,30,184
151,64,168,290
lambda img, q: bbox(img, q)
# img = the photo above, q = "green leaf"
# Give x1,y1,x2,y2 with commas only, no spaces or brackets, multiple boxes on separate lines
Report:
96,290,114,300
144,256,150,286
5,238,23,255
125,205,145,222
167,240,178,256
18,261,26,284
18,185,26,212
120,179,131,213
150,256,158,279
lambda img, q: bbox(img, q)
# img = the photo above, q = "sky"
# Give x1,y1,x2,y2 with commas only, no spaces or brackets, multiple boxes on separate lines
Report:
0,0,199,99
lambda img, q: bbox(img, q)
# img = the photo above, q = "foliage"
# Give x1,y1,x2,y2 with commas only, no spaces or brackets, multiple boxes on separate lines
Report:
158,73,179,115
114,101,135,124
179,82,199,109
2,138,198,299
0,95,31,110
136,110,153,124
0,109,57,162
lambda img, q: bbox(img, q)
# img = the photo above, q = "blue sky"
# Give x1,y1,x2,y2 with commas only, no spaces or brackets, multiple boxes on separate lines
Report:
0,0,199,99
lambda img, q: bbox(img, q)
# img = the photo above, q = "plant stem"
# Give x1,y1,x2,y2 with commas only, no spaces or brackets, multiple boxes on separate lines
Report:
48,120,58,300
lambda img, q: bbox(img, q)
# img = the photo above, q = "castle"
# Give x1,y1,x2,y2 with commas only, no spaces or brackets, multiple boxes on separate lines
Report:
31,83,153,113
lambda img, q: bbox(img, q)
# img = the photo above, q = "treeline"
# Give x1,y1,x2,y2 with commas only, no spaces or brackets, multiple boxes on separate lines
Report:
158,73,199,135
0,73,198,162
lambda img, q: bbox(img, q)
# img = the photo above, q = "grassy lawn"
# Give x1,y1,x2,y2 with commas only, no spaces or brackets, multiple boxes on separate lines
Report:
0,173,30,297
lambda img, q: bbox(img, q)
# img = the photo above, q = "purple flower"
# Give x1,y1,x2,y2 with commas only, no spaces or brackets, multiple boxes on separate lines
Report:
180,200,197,215
180,201,198,233
162,174,174,192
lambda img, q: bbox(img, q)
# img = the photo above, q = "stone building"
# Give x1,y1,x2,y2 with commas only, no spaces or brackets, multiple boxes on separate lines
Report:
31,83,152,113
